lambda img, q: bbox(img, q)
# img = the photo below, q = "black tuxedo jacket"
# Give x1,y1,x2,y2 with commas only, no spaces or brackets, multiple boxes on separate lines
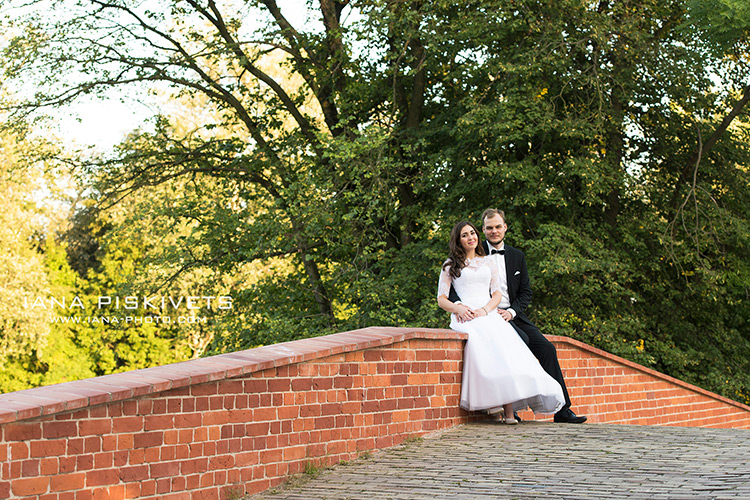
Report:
481,240,533,322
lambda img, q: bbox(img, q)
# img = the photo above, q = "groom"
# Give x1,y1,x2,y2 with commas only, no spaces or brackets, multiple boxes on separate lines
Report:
449,208,587,424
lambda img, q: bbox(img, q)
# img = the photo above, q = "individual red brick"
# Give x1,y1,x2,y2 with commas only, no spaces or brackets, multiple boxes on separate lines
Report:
117,433,134,450
83,436,101,453
85,468,119,487
259,449,282,464
79,419,112,436
184,474,201,491
76,454,94,471
93,452,113,469
152,399,167,414
20,458,39,477
174,444,190,460
140,479,156,496
313,378,334,390
125,482,141,498
191,383,218,396
144,414,174,431
59,456,77,473
363,351,382,362
174,413,201,428
50,472,86,492
150,461,180,478
216,379,243,394
75,488,94,500
39,456,58,475
112,417,143,434
193,397,209,412
244,379,268,393
209,395,224,410
193,427,208,442
277,406,299,420
167,398,182,414
177,429,193,444
29,439,66,458
5,423,42,441
268,379,290,392
133,431,163,449
66,437,84,455
209,455,234,471
291,378,313,391
11,477,49,496
136,400,152,415
282,445,306,461
219,425,232,440
171,475,187,492
119,465,149,482
144,447,161,463
101,434,116,451
252,407,277,421
121,401,137,416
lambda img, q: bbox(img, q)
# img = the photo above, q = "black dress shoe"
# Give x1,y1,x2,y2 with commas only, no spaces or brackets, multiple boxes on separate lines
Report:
553,408,587,423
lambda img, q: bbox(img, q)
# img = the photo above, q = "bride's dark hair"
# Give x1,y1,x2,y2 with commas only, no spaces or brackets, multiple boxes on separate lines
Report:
443,221,486,279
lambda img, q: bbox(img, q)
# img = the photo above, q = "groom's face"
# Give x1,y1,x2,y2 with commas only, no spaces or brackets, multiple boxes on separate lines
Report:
483,214,507,247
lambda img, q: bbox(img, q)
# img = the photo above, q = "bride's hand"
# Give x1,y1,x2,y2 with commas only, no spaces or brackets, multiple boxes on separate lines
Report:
455,304,475,323
471,307,489,317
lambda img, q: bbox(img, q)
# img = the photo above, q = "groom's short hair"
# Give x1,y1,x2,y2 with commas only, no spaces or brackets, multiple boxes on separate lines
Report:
481,208,506,225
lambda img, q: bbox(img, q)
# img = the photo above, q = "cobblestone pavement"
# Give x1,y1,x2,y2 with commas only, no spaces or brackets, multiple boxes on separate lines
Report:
249,422,750,500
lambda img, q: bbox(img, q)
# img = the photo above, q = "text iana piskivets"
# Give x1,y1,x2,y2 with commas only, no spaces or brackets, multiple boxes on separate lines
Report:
23,296,233,310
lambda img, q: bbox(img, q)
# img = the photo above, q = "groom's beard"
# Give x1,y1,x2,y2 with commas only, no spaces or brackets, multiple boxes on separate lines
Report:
487,237,504,247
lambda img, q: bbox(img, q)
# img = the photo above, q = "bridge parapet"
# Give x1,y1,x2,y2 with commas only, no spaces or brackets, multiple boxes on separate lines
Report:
0,327,748,499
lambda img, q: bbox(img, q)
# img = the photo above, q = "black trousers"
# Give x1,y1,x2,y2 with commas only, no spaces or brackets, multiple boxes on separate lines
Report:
510,315,571,412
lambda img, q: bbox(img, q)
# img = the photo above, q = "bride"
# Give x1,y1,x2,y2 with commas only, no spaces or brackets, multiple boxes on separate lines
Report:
437,221,564,423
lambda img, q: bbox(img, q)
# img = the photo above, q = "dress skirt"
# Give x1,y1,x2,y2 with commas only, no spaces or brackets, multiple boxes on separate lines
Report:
451,312,565,414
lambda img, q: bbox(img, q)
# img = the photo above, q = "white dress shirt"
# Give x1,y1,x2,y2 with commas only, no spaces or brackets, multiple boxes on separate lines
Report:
488,242,516,318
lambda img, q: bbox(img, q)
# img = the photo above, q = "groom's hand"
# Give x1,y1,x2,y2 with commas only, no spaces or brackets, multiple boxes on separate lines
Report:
497,308,513,321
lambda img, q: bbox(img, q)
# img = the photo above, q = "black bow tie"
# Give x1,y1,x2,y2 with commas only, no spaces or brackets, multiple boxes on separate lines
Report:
491,249,505,255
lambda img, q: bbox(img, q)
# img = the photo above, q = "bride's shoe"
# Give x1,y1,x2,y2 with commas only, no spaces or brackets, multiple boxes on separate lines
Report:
501,416,518,425
486,406,504,417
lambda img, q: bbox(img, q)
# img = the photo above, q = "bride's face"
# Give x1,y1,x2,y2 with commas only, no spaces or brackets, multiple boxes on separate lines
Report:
459,226,479,252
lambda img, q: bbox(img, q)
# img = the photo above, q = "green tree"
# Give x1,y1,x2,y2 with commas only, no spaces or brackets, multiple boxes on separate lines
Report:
1,0,485,338
0,121,98,391
2,0,750,404
0,128,52,391
434,0,750,402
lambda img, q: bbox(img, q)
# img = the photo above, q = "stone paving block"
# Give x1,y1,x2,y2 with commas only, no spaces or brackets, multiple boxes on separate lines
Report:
248,422,750,500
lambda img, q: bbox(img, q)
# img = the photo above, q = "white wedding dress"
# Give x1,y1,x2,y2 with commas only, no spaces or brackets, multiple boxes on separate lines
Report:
438,256,565,414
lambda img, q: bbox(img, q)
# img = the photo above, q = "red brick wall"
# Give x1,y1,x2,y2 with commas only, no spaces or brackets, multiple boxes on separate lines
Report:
518,336,750,428
0,328,475,500
1,328,749,499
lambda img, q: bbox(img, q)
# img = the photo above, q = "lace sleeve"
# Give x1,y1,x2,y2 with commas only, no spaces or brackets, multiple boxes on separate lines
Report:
488,257,502,297
437,260,453,298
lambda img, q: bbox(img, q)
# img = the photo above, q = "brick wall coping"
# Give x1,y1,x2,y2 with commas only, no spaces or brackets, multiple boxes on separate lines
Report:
550,335,750,412
0,327,467,425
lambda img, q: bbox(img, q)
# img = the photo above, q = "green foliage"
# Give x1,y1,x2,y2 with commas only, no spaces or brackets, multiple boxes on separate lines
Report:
0,128,53,392
686,0,750,50
0,0,749,406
